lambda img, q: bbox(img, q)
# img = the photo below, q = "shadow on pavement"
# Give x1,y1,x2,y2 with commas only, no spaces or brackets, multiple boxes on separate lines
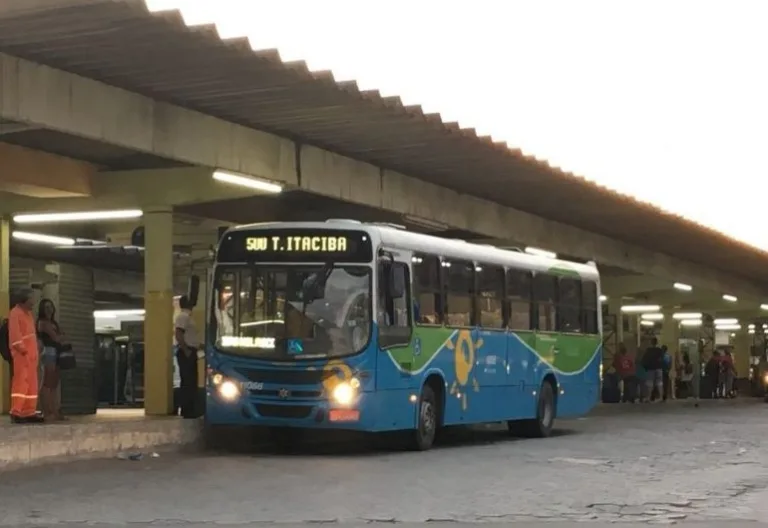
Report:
205,423,578,458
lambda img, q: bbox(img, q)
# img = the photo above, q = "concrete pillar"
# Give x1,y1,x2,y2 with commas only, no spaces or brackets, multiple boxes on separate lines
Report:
661,310,680,398
143,208,174,416
608,298,624,343
604,298,622,372
0,217,9,414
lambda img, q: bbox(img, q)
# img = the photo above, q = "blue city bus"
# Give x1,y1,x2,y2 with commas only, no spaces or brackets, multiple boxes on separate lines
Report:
205,220,602,450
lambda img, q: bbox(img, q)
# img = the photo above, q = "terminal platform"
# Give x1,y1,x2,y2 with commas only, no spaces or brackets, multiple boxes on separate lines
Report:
0,409,200,472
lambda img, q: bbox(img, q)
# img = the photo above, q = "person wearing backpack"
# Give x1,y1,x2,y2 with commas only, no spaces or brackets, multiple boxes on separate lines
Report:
9,288,43,424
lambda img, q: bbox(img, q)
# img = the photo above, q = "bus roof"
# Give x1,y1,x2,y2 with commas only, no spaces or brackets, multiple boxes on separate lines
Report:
225,220,600,280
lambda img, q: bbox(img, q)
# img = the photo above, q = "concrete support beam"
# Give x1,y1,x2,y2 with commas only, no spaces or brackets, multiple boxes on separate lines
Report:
299,146,767,298
143,207,174,416
0,142,93,197
0,53,296,187
0,167,281,215
0,52,765,298
601,276,675,296
0,216,8,414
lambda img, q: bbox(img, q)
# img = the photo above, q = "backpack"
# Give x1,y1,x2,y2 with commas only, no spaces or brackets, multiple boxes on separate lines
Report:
0,318,10,363
619,356,633,373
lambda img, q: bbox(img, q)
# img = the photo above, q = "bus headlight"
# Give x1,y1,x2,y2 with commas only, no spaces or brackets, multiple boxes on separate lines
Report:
332,379,359,405
218,380,240,402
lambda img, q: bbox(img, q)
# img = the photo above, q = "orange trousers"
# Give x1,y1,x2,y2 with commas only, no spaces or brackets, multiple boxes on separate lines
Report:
11,350,39,418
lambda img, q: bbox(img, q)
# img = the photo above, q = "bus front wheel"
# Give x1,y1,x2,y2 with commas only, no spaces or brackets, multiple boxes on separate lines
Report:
410,385,438,451
508,381,556,438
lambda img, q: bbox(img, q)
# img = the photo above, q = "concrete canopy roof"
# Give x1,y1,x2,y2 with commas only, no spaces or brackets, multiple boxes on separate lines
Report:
0,0,767,290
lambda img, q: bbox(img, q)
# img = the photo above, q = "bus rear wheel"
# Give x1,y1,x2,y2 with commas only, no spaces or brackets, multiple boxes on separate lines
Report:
410,385,438,451
508,381,556,438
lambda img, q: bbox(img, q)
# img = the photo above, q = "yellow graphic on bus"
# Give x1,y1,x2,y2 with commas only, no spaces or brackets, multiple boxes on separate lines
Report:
446,330,483,411
322,359,353,395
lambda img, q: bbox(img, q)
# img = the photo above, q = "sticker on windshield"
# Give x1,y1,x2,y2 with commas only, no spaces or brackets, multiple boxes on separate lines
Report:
287,339,304,355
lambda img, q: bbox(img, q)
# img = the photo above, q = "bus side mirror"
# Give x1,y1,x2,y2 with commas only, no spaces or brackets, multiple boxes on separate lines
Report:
188,275,200,307
388,264,405,299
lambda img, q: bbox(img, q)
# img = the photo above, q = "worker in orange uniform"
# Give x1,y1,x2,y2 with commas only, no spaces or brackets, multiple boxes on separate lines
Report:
9,288,43,424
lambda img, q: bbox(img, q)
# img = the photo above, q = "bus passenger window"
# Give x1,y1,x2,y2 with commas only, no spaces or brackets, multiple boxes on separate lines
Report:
445,260,475,327
378,261,411,328
507,269,532,330
557,278,582,333
477,264,504,328
582,281,599,334
412,254,442,325
533,273,557,331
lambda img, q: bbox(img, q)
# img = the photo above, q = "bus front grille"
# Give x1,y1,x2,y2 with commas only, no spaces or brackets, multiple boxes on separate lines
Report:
236,368,325,385
249,389,323,399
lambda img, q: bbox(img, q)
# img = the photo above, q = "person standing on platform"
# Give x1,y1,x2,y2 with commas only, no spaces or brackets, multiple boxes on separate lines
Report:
612,344,636,402
174,295,200,418
9,288,43,424
37,299,67,421
661,344,672,401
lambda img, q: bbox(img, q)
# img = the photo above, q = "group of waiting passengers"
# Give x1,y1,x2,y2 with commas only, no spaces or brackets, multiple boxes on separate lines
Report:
612,338,737,402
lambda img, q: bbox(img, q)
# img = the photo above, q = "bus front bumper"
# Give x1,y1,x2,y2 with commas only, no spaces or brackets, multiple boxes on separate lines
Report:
205,389,378,430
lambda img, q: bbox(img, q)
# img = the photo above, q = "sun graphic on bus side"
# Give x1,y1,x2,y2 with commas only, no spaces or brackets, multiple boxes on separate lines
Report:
446,330,483,411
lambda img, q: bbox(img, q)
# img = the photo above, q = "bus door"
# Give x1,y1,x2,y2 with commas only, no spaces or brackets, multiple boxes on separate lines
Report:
375,253,417,391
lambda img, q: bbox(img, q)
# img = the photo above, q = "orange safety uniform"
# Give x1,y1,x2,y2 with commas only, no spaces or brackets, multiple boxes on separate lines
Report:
9,305,39,418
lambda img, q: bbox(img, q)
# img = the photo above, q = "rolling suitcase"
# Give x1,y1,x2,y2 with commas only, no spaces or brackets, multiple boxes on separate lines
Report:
602,372,621,403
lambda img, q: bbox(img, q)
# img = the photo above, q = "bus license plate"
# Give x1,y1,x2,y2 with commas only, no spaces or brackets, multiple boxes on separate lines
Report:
329,409,360,422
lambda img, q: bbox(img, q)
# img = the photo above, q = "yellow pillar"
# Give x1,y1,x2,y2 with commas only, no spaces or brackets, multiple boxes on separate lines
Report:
734,331,751,380
143,208,174,416
192,272,208,388
0,217,9,414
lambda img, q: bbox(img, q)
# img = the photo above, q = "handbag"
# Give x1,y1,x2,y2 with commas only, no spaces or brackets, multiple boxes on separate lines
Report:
55,342,77,370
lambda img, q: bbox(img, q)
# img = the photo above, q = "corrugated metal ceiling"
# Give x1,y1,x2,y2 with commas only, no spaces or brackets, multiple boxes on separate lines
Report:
0,0,766,286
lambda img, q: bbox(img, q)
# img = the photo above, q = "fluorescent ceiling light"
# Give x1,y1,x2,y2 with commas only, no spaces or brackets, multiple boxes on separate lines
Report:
680,319,702,327
621,305,660,313
640,320,655,327
722,294,738,302
761,304,768,311
524,246,557,259
599,295,608,302
749,324,756,329
12,231,75,246
94,309,145,317
715,324,741,331
673,282,692,291
714,318,738,325
673,312,702,320
241,320,284,328
641,313,664,321
212,170,283,194
14,209,143,224
749,329,755,334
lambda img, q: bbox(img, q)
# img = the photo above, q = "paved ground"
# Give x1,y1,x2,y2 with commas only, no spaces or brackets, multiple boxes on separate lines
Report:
3,400,768,526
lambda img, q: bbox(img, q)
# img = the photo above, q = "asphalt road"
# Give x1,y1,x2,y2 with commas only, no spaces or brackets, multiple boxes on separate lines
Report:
3,400,768,526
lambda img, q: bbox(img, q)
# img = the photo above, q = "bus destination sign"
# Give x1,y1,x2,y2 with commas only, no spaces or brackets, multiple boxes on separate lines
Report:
217,229,372,263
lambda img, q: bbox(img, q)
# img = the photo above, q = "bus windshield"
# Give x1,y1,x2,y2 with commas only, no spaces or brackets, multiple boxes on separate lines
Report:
210,264,372,360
